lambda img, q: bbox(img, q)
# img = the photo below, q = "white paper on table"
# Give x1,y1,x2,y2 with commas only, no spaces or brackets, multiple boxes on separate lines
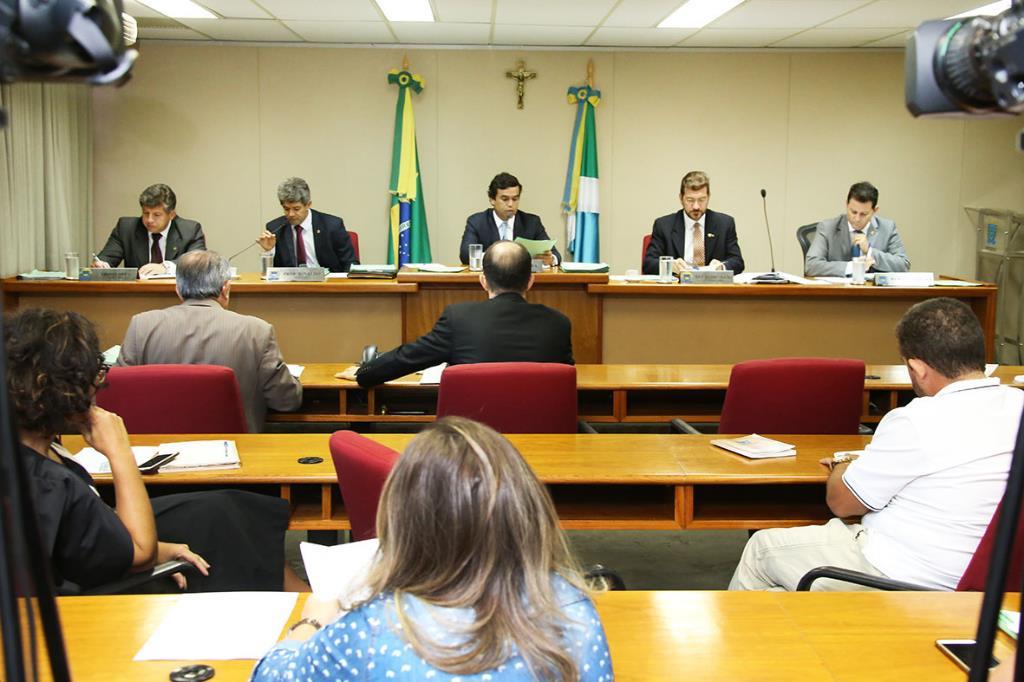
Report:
409,263,466,273
986,364,998,377
71,446,157,474
610,274,662,282
287,364,305,378
300,539,380,600
133,592,298,661
140,272,176,280
419,363,448,385
934,279,983,287
325,272,349,279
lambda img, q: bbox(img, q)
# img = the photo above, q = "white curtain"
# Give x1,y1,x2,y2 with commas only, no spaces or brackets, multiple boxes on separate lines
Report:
0,82,92,277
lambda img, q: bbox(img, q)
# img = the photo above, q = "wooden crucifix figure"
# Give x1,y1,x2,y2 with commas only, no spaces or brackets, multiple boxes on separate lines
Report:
505,60,536,109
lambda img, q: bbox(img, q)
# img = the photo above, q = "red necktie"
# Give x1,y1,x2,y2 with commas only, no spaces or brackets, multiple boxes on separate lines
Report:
150,234,163,263
294,225,307,266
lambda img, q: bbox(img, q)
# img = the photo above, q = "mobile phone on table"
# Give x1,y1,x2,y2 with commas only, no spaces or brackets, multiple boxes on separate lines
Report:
137,452,178,474
935,639,999,672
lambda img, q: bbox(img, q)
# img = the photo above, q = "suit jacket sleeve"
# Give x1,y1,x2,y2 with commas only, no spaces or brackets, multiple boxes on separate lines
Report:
328,216,358,272
117,316,143,366
178,221,206,260
718,214,744,274
643,218,672,275
356,308,455,387
804,220,848,277
459,215,484,264
257,325,303,411
870,223,910,273
96,222,128,267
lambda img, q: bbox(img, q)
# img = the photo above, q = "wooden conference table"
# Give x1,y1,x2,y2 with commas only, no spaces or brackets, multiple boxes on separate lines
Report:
63,433,871,532
1,272,997,364
45,591,1019,681
277,362,1024,426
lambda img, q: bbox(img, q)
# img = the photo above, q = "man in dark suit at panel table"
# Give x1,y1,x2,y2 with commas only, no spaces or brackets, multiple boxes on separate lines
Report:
459,172,561,267
338,241,574,387
93,183,206,278
258,177,358,273
642,170,744,275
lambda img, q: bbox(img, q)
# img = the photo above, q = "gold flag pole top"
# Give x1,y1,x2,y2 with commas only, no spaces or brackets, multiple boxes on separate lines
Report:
587,59,594,88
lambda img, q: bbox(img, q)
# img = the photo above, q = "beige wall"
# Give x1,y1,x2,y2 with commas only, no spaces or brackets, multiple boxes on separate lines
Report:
92,44,1024,277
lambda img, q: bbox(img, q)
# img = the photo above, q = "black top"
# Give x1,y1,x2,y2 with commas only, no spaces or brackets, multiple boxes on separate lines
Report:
356,292,574,387
21,443,134,589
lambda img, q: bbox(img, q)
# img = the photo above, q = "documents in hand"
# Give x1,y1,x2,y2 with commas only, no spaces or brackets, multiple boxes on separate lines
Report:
72,440,241,474
711,434,796,459
134,592,298,660
300,538,379,601
514,237,557,258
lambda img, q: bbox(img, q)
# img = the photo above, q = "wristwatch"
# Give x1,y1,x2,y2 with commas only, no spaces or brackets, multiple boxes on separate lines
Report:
287,617,323,634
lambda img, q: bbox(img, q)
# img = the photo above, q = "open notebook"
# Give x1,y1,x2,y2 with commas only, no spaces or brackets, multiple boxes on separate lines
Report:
71,439,240,474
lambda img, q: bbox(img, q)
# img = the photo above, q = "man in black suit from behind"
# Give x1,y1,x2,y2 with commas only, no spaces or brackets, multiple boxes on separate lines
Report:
459,172,560,267
339,241,574,387
93,183,206,278
258,177,358,273
643,170,744,275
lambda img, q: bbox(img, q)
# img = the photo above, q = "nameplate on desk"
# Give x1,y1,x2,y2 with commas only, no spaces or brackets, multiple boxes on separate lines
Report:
680,270,734,284
79,268,138,281
874,272,934,287
265,267,327,282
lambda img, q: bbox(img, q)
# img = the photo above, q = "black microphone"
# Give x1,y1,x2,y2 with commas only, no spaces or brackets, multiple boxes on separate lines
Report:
752,188,788,283
227,240,259,262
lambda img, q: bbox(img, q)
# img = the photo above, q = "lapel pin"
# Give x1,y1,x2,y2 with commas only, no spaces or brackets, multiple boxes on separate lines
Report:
707,233,715,238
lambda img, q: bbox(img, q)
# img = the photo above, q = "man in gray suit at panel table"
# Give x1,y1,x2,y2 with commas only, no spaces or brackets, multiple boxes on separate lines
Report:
93,183,206,279
117,251,302,432
804,181,910,277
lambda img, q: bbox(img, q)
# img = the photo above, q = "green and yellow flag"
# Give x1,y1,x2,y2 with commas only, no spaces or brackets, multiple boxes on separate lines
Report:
387,68,431,265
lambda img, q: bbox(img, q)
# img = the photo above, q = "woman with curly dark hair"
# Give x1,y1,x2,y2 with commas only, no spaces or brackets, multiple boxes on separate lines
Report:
6,307,301,592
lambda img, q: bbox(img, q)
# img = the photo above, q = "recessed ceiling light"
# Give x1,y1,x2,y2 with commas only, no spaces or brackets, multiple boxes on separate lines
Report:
135,0,216,19
658,0,746,29
948,1,1011,19
375,0,435,23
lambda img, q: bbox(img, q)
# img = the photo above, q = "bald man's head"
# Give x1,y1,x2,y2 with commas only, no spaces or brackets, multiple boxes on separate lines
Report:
482,241,532,294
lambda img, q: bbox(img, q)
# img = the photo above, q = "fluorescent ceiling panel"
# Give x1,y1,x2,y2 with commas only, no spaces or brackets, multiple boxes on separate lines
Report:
658,0,746,29
375,0,434,22
949,1,1011,18
135,0,217,19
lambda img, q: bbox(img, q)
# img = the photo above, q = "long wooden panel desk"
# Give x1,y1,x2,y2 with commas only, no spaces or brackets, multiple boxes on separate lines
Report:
2,273,997,365
44,591,1018,681
63,433,871,532
275,363,1024,426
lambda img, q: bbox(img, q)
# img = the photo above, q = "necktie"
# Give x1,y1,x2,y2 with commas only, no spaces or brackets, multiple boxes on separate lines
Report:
295,225,307,266
150,233,163,263
852,231,863,258
500,221,511,241
692,223,705,267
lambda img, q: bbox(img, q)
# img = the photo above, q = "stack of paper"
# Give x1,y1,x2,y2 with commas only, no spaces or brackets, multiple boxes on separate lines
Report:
999,609,1019,639
560,262,609,273
72,440,241,474
711,434,796,459
407,263,467,273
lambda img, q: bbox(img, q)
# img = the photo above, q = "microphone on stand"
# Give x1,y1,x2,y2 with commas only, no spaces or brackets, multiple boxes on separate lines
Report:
228,224,285,262
751,188,789,284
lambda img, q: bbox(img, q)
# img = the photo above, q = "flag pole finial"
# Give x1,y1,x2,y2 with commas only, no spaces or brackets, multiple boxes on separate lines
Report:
586,59,594,88
402,54,410,70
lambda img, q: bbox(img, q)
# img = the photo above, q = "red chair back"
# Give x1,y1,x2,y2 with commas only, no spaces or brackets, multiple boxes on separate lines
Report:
97,365,247,433
718,358,865,434
328,431,400,541
436,362,577,433
348,230,360,261
642,234,652,269
956,501,1024,591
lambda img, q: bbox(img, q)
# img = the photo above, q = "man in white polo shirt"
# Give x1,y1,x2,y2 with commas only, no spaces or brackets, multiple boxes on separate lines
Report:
730,297,1023,591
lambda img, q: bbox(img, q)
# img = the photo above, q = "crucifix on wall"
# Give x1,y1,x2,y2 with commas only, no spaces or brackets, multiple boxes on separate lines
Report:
505,60,536,109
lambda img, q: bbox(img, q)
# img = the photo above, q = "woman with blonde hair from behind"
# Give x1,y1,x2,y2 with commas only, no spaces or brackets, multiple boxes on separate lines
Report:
252,416,613,681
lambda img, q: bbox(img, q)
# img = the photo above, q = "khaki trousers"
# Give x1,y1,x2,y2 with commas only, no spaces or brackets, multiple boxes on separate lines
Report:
729,518,885,591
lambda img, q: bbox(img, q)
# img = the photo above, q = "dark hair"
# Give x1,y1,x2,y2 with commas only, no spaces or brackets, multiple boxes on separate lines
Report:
847,181,879,207
139,183,177,211
482,241,531,293
896,298,985,379
488,172,521,200
5,308,102,435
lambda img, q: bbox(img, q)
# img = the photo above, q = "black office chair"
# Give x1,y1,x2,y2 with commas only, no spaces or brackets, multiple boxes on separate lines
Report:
796,223,819,257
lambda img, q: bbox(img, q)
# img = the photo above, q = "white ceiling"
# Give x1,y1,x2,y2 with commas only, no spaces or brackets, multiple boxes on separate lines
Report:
123,0,997,49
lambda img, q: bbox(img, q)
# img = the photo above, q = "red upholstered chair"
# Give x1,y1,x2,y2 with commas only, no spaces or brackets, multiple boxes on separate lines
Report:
436,362,587,434
797,501,1024,591
348,230,360,261
641,234,652,270
328,431,400,541
97,365,247,433
672,357,866,435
